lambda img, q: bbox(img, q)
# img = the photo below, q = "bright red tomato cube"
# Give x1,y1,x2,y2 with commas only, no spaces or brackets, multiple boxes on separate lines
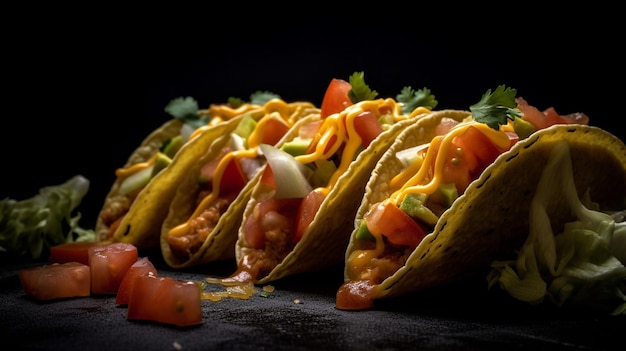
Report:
127,274,203,327
49,241,104,265
19,262,90,300
89,243,138,295
115,257,158,305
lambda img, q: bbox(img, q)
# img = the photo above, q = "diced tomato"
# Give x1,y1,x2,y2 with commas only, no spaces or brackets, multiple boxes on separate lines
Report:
259,166,276,189
453,126,504,175
429,137,474,193
365,202,427,248
198,147,233,183
294,190,325,243
516,97,566,130
107,215,124,239
199,154,247,196
435,117,459,136
89,243,138,295
19,262,90,300
115,257,158,305
219,157,248,195
49,241,104,265
430,125,508,193
258,115,291,146
320,78,352,119
559,111,589,125
353,111,384,147
242,197,301,249
298,120,322,139
127,274,203,327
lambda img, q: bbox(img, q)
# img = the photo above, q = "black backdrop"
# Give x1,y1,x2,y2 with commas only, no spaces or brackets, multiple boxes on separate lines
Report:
4,5,623,229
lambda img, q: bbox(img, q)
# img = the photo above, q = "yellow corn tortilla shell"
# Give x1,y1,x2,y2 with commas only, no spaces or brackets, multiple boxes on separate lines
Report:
345,113,626,301
95,118,184,243
106,118,256,250
160,105,321,269
236,111,432,284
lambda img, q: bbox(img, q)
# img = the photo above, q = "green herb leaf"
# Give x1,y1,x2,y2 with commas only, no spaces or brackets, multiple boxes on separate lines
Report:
347,71,378,103
249,91,281,105
164,96,209,129
396,86,438,114
469,85,523,130
227,97,246,108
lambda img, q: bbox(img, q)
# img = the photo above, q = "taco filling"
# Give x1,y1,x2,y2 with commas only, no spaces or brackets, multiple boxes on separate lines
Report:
164,98,318,262
336,86,590,310
224,72,438,284
98,95,270,242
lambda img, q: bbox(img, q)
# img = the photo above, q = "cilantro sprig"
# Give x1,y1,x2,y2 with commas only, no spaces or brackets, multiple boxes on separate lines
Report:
469,85,523,130
165,91,280,129
164,96,209,130
230,91,280,107
396,86,438,114
347,71,378,103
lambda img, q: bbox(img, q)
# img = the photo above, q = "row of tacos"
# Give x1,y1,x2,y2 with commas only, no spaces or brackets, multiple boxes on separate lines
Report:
97,74,626,313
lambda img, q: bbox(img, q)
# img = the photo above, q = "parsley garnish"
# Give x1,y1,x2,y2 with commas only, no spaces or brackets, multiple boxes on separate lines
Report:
469,85,523,130
396,86,438,114
347,71,378,103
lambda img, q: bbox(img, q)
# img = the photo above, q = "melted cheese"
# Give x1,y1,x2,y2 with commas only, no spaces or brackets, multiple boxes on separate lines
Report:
247,112,284,149
390,121,510,206
295,98,429,196
118,103,262,179
167,100,314,238
115,153,158,178
346,229,385,280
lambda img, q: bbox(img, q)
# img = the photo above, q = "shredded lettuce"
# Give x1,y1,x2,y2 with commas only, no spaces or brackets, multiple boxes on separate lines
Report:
487,141,626,315
0,175,95,259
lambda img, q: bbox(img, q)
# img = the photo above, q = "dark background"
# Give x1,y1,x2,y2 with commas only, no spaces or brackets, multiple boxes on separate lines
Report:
3,5,623,230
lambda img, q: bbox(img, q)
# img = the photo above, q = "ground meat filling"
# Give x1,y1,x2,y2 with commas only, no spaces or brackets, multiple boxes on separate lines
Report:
240,225,294,282
100,195,131,227
367,245,412,284
168,194,236,260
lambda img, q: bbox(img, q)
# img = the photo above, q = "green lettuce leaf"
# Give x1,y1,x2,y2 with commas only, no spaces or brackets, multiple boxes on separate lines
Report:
487,141,626,315
0,175,95,259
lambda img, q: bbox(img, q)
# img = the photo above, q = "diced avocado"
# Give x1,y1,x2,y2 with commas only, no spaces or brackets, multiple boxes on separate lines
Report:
151,152,172,177
309,158,337,188
280,137,312,157
162,135,183,158
399,193,439,227
378,113,394,129
513,117,536,139
435,182,458,208
118,165,154,196
234,114,258,141
355,221,375,242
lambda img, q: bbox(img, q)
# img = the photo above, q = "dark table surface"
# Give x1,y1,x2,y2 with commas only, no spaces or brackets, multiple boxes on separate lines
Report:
1,251,623,351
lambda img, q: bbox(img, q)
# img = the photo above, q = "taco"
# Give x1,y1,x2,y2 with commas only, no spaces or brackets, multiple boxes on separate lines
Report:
216,72,438,285
336,86,626,312
96,93,279,249
160,98,320,268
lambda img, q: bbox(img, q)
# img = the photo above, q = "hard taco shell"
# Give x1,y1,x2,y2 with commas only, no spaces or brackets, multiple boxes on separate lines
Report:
160,103,320,269
95,118,184,243
100,110,265,250
236,110,432,284
345,112,626,301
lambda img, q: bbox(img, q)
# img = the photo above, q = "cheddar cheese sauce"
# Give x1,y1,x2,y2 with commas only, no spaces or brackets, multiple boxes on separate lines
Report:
167,99,317,239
